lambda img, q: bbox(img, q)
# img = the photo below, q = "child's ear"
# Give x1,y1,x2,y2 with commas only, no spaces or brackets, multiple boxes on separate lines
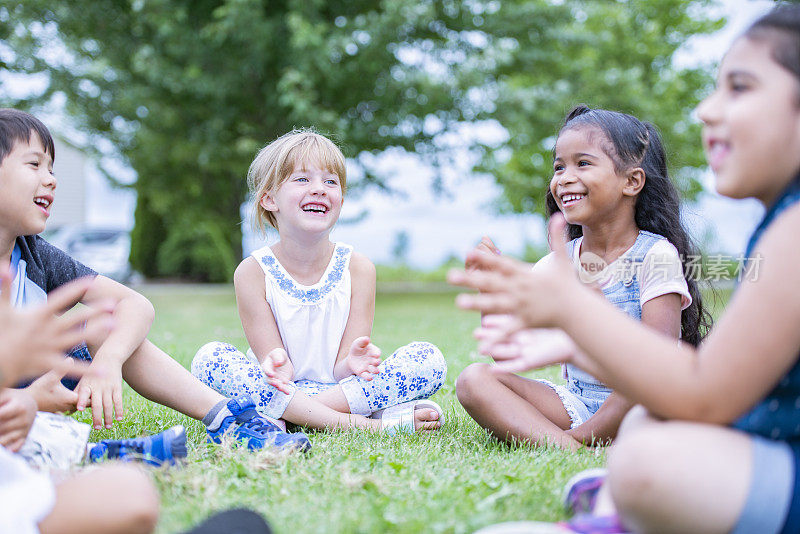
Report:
623,167,646,197
260,193,278,212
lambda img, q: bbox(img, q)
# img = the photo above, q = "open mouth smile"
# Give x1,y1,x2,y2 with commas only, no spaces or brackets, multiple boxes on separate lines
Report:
301,202,329,215
560,193,586,207
34,195,53,214
705,139,730,171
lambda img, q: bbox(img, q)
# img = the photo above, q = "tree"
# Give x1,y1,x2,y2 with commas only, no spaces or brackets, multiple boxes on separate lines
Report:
0,1,721,280
0,0,481,280
473,0,721,215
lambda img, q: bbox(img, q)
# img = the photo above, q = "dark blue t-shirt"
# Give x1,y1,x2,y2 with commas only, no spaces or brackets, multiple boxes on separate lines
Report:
732,180,800,441
13,235,97,298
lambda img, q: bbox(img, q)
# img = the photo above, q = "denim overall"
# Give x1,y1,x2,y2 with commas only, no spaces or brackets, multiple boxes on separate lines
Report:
560,231,665,421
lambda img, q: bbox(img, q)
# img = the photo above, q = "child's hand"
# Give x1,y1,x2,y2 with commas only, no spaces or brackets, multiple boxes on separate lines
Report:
0,388,37,452
75,360,123,430
465,236,501,272
475,315,583,374
345,336,381,380
449,214,577,328
260,348,294,395
0,271,114,386
25,358,83,413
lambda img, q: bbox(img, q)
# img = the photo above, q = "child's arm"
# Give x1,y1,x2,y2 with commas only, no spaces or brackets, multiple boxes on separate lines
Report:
234,258,293,392
72,275,153,428
333,253,378,381
565,293,681,445
452,209,800,423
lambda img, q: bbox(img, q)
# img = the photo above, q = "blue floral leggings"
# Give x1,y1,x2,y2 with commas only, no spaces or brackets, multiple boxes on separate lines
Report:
191,341,446,420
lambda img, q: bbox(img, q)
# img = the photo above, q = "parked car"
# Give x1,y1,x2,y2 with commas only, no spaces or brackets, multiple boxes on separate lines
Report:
44,226,139,283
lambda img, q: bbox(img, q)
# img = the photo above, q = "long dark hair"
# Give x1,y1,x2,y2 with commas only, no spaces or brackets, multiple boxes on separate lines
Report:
546,105,712,346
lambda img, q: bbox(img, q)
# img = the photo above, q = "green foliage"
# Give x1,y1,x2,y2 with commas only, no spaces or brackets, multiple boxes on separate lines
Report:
0,1,722,280
474,0,723,215
1,0,480,280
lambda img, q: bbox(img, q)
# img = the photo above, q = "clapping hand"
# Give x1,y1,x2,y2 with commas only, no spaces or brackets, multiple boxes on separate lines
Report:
475,314,584,374
345,336,381,380
0,269,114,387
260,347,295,395
448,214,577,329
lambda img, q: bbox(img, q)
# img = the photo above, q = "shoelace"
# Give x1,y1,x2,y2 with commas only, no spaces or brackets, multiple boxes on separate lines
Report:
103,438,147,459
235,408,278,436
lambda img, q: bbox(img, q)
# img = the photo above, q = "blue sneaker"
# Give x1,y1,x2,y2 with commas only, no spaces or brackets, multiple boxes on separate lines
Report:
89,424,188,467
207,395,311,452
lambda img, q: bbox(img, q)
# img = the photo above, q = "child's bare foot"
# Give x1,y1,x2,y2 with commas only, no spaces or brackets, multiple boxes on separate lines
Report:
415,407,442,432
368,400,445,434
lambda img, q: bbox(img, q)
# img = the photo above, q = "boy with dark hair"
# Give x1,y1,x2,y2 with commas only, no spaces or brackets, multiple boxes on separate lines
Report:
0,108,310,456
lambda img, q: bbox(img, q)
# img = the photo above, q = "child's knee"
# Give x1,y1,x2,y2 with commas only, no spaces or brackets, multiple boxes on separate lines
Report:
190,342,236,377
417,342,447,378
415,342,446,393
120,468,159,532
607,426,669,513
95,465,159,533
617,404,653,437
455,362,492,406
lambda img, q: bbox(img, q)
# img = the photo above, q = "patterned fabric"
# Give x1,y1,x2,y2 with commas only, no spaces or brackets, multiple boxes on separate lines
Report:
340,342,447,415
191,341,446,420
259,245,350,304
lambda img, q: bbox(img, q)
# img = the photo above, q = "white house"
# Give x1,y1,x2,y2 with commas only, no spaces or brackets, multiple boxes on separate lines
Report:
49,136,89,229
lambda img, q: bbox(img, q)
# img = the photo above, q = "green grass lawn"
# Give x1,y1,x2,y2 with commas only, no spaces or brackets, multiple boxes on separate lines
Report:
76,284,729,533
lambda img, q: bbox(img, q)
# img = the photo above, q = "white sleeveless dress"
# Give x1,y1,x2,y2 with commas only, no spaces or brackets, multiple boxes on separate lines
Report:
249,243,352,383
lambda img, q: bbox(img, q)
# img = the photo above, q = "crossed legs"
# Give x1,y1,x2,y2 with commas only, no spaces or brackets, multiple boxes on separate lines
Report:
593,406,755,533
456,362,580,449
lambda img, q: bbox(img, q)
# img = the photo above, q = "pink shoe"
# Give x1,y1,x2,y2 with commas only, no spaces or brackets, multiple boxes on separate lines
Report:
474,514,629,533
562,468,607,515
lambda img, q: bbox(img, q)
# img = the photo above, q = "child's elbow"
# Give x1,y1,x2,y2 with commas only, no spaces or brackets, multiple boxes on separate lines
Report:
129,291,155,325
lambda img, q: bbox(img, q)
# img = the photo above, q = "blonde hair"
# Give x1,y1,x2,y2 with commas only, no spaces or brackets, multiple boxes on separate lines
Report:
248,129,347,232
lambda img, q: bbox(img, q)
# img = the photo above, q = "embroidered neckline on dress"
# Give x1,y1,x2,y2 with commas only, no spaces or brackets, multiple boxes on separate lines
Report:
258,243,350,303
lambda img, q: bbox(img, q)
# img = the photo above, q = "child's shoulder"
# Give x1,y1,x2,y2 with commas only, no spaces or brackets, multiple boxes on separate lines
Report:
234,255,264,286
640,235,681,263
19,235,96,292
348,250,375,279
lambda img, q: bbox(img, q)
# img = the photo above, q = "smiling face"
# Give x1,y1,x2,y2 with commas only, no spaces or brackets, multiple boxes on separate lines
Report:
549,127,638,228
260,163,343,237
697,36,800,205
0,134,56,242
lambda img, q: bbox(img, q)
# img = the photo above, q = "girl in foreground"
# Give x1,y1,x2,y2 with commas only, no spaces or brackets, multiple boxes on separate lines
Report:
193,130,446,433
451,6,800,533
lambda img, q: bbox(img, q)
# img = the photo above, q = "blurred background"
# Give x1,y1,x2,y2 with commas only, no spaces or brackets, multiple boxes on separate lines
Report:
0,0,773,282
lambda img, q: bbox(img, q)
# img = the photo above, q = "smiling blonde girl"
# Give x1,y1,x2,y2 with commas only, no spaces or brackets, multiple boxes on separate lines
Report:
192,130,446,434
